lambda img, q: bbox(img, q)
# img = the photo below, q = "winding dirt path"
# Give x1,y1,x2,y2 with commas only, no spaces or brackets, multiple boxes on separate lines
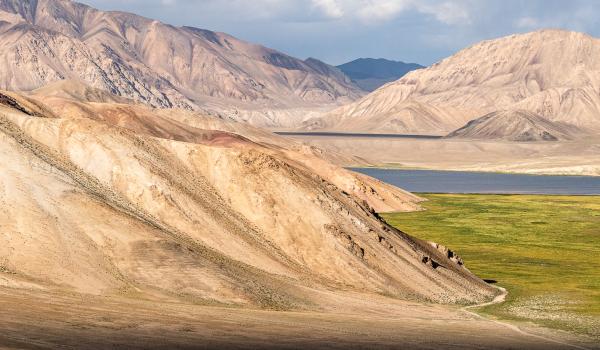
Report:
463,286,592,350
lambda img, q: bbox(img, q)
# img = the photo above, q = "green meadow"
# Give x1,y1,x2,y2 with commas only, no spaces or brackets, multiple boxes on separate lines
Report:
382,194,600,338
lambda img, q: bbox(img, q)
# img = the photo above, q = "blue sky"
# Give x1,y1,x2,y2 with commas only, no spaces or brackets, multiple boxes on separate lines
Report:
84,0,600,66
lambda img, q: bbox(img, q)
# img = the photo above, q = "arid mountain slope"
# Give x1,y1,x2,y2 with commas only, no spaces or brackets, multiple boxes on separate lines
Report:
25,80,420,212
446,110,582,141
0,87,497,308
306,30,600,136
0,0,362,127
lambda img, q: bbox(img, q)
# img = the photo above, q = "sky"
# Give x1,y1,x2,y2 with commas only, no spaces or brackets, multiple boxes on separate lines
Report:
83,0,600,66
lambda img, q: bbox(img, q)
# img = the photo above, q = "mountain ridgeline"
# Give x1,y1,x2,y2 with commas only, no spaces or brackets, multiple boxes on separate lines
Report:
337,58,424,91
0,0,363,127
308,30,600,141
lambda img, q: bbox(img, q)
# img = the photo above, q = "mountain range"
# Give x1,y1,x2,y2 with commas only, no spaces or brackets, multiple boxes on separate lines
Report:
2,1,598,143
306,30,600,141
1,1,596,348
336,58,424,92
0,0,363,127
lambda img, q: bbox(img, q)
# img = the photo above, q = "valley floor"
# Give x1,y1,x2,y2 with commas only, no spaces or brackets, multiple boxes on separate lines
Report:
383,194,600,342
0,287,595,350
281,134,600,176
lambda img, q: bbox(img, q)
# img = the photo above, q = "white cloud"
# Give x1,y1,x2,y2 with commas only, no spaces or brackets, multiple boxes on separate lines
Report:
310,0,470,25
89,0,471,26
515,16,540,29
312,0,344,19
356,0,413,22
418,1,470,25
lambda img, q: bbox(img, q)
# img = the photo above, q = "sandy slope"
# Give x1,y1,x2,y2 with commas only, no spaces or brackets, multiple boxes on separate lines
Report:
1,84,597,349
24,81,421,213
0,86,500,310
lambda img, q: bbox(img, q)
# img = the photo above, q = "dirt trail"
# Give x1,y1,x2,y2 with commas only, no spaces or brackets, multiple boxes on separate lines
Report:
463,286,592,350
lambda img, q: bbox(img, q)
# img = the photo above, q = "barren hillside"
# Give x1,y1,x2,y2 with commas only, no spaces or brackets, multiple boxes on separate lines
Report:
0,85,498,310
446,110,583,141
0,0,363,127
306,30,600,137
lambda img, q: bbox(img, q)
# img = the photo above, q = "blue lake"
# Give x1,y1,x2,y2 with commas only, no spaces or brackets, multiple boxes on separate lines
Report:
350,168,600,195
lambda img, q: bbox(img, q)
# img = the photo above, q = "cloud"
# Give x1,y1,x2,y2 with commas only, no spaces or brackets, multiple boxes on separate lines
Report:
311,0,471,25
84,0,600,65
418,1,470,25
87,0,471,26
356,0,413,22
312,0,344,19
515,16,540,29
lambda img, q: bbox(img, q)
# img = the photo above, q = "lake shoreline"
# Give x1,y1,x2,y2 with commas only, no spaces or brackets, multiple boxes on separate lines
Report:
274,131,444,139
351,168,600,195
352,165,600,178
277,133,600,178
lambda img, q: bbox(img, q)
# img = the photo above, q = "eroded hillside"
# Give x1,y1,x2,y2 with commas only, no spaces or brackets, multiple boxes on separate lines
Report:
0,87,498,309
0,0,363,127
306,30,600,137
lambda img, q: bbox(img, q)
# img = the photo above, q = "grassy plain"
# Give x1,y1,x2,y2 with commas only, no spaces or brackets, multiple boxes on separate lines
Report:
383,194,600,338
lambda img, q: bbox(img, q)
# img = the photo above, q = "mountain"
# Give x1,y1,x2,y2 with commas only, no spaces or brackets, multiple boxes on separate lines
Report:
337,58,424,91
306,30,600,137
446,110,582,141
0,82,497,310
0,0,363,127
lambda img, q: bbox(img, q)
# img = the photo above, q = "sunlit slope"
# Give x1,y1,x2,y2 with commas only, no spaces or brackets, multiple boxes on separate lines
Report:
0,90,497,308
307,30,600,137
0,0,362,127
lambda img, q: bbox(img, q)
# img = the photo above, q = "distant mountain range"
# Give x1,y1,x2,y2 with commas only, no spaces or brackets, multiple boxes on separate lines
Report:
307,30,600,141
0,0,363,127
336,58,424,92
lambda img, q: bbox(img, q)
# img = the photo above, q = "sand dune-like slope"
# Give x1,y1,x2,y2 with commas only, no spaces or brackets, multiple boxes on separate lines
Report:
0,0,362,127
446,110,582,141
24,80,419,213
307,30,600,136
0,87,497,309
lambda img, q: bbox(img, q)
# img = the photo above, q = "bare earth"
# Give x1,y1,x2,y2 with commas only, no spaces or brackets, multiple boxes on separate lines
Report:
1,288,597,350
0,0,363,127
304,30,600,137
287,134,600,176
